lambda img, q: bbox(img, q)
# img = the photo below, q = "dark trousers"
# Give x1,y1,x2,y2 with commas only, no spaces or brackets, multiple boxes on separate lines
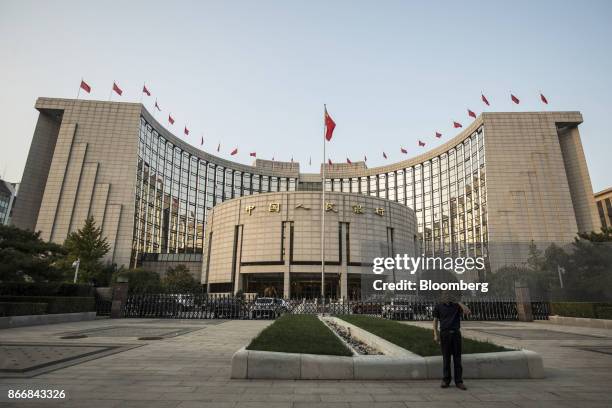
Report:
440,330,463,384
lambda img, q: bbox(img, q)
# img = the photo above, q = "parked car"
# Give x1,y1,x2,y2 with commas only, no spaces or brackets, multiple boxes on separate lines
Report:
209,297,246,319
250,297,288,319
382,299,414,320
352,297,383,315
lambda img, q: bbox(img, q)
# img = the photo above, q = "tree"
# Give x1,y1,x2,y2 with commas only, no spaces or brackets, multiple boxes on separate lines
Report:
163,264,200,292
0,224,67,282
62,216,110,285
114,268,162,293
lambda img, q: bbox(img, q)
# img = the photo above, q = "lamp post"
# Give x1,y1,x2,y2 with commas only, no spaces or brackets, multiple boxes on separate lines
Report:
557,265,566,289
72,258,80,283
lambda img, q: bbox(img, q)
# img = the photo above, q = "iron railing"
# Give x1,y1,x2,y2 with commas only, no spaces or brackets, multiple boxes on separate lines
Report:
120,294,550,321
94,296,112,316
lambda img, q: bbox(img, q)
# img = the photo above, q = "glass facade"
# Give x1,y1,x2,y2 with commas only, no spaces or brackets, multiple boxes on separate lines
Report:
326,127,488,259
132,117,298,267
133,117,487,266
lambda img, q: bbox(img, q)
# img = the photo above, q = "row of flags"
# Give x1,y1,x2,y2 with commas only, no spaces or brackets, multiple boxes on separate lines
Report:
77,79,550,165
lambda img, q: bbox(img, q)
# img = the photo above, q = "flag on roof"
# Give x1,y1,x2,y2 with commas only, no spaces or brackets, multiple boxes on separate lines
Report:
112,82,123,96
80,79,91,93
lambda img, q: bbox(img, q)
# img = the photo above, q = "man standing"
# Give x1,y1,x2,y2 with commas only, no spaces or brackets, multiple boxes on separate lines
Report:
432,293,471,390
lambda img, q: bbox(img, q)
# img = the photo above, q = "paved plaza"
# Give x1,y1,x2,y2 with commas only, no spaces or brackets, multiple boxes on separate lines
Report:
1,317,611,408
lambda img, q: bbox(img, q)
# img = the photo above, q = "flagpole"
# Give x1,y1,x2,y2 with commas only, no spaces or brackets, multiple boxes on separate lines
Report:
321,104,326,302
109,81,113,101
140,83,144,104
77,78,82,100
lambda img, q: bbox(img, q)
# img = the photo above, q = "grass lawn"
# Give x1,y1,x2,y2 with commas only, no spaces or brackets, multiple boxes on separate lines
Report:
339,315,510,357
247,314,352,356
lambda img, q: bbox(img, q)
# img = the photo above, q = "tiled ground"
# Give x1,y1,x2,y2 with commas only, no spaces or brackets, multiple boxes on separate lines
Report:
1,318,611,407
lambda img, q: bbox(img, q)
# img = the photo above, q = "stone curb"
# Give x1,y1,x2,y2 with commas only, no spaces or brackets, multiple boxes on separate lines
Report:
231,348,544,380
546,315,612,330
0,312,97,329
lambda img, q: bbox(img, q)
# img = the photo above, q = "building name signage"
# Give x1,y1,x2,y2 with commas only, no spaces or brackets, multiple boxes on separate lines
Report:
243,202,386,216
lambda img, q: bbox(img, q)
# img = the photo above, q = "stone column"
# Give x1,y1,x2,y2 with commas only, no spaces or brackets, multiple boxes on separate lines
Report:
340,223,348,300
515,281,533,322
110,280,129,319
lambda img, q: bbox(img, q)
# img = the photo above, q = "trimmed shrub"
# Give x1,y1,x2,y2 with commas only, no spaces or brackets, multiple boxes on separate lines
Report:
0,302,48,317
0,282,94,297
551,302,612,319
0,296,94,314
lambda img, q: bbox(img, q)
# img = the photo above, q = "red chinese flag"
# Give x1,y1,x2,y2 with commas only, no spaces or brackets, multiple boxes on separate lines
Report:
345,158,351,164
154,100,161,111
328,158,332,165
401,147,408,154
540,93,548,104
453,121,462,128
168,115,175,125
435,132,442,138
142,85,151,96
250,152,256,157
230,148,238,156
80,80,91,93
418,140,425,147
383,152,388,159
112,82,123,96
184,126,189,136
324,106,336,141
511,94,520,104
481,94,490,106
468,109,476,119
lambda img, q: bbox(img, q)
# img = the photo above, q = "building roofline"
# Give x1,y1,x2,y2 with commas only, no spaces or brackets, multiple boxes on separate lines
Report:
34,97,583,179
594,187,612,198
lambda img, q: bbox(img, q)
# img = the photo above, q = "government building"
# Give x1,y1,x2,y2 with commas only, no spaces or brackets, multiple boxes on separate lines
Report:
11,98,601,297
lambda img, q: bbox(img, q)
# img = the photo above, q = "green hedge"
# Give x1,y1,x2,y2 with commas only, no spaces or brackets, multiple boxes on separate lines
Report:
0,302,48,317
551,302,612,319
0,296,95,314
0,282,94,297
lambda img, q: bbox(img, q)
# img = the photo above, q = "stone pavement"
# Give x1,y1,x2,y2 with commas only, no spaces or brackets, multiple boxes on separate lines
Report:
1,317,611,407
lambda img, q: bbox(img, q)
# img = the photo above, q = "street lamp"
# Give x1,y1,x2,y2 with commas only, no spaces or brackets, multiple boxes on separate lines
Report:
557,265,566,289
72,258,80,283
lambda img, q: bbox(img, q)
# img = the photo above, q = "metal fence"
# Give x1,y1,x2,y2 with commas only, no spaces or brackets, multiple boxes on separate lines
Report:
118,294,550,321
94,295,112,316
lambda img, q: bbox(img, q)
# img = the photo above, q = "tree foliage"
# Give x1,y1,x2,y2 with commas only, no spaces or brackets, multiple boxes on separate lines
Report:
62,216,111,285
162,264,200,292
114,268,162,293
489,229,612,301
0,224,67,282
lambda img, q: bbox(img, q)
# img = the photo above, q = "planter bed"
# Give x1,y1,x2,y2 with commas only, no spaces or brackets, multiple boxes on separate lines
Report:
233,315,543,380
338,315,508,356
246,314,352,356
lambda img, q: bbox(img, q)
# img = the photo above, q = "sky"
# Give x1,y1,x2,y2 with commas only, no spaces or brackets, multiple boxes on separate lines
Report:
0,0,610,191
